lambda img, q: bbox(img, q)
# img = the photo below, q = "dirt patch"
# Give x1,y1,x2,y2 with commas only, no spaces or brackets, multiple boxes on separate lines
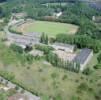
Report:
17,22,34,34
53,50,77,62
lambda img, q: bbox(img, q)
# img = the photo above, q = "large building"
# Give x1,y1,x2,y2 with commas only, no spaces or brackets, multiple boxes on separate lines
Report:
7,33,41,49
51,43,75,53
73,48,93,71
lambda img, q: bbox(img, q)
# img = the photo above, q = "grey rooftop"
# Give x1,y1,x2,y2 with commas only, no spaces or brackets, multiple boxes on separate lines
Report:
73,48,92,64
52,42,75,48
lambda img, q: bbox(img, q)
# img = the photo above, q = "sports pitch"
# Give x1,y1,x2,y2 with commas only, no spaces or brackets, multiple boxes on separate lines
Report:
17,21,79,36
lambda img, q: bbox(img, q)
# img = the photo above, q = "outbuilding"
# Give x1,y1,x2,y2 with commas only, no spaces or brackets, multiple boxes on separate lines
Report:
73,48,93,71
51,43,75,53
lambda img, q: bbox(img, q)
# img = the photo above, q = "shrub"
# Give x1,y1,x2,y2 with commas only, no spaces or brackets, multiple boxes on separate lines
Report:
97,53,101,63
15,85,19,90
77,82,89,92
25,54,34,64
35,44,54,54
10,44,23,53
62,74,68,80
8,26,22,35
94,64,101,69
51,73,58,79
82,68,93,75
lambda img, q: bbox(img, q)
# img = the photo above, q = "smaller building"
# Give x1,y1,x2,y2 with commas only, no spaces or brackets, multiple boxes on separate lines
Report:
73,48,93,71
51,43,75,53
53,12,62,18
12,12,27,19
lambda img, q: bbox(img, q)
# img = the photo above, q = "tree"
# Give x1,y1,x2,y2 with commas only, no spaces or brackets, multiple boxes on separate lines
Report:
45,34,48,44
83,68,93,75
40,33,49,44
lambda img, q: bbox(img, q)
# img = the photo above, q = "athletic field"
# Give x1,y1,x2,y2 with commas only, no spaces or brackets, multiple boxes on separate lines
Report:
16,21,79,36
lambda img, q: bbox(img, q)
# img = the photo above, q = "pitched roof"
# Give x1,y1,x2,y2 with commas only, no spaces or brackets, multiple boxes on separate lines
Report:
73,48,92,64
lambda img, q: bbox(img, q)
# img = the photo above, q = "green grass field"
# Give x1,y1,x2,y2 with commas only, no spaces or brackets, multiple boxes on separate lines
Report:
16,21,79,36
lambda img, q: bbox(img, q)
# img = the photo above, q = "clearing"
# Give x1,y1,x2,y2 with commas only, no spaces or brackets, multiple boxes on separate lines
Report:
14,20,79,36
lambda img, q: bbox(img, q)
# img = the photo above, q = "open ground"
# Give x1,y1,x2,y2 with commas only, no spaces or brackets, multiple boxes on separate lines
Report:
0,31,100,100
14,20,79,36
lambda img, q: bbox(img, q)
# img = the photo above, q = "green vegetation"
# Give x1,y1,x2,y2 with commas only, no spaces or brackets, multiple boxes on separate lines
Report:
0,0,101,100
16,21,78,36
46,51,80,73
10,44,23,53
56,34,101,53
0,32,99,99
35,44,54,54
0,91,7,100
40,33,48,44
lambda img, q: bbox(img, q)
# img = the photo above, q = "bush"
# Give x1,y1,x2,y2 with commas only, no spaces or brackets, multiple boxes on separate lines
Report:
62,74,68,80
82,68,93,75
15,85,19,90
10,44,23,53
25,54,34,64
77,82,89,92
51,73,58,79
8,26,22,35
94,64,101,69
35,44,54,54
0,71,15,81
97,53,101,63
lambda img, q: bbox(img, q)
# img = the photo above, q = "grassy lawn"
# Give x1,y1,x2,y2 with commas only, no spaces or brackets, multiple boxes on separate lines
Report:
0,59,96,100
86,53,98,69
16,21,79,36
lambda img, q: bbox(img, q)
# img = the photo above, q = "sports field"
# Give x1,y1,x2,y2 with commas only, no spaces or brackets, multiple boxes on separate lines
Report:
16,21,79,36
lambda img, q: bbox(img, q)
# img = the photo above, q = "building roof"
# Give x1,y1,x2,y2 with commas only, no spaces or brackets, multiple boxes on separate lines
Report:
89,1,101,10
52,43,75,49
7,33,40,46
73,48,92,64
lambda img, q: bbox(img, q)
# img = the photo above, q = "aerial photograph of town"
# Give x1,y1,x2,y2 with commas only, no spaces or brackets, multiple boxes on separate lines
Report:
0,0,100,100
